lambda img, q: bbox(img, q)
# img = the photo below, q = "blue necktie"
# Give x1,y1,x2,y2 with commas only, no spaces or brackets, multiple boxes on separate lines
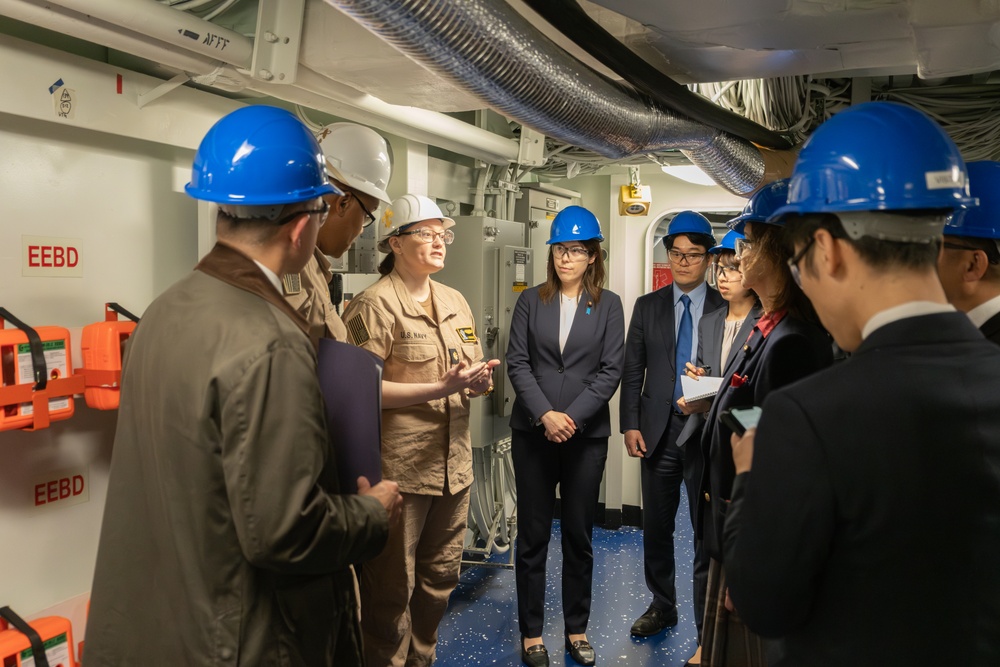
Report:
673,294,692,408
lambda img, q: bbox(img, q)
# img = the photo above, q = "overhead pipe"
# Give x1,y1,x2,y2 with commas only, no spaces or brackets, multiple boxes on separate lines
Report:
0,0,228,75
324,0,792,195
0,0,518,164
42,0,253,68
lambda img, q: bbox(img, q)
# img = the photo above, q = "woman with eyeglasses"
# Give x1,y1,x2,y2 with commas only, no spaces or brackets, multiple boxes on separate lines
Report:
342,193,500,667
678,229,761,415
506,206,625,667
694,182,833,667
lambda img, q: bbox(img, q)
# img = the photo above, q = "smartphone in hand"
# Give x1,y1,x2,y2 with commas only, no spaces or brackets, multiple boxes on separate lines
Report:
719,406,762,436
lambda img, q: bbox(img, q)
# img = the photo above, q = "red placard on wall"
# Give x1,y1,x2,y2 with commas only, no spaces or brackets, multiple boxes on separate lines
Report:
652,262,672,291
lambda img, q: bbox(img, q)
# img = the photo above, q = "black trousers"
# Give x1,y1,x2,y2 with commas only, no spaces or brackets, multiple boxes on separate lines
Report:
512,428,608,637
640,415,710,638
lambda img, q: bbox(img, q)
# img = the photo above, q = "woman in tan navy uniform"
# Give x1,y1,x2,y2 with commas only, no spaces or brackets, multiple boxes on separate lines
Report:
342,194,500,667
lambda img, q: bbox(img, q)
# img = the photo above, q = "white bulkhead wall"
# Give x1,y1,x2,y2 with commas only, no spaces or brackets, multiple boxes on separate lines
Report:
0,34,237,638
0,25,749,643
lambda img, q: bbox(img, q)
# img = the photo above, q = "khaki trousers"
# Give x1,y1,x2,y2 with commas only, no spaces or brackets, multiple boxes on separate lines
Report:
360,486,471,667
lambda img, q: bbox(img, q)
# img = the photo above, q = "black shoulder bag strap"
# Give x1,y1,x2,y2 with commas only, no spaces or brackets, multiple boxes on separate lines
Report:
0,308,48,391
0,606,52,667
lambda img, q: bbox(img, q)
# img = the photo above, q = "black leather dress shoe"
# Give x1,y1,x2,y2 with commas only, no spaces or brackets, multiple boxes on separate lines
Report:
630,605,678,637
521,639,549,667
565,636,596,665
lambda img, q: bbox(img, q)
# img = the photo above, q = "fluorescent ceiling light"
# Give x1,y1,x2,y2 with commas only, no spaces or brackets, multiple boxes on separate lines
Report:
661,164,717,187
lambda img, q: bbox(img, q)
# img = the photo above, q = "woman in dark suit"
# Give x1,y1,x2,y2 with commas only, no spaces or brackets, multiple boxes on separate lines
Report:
696,181,833,667
506,205,625,667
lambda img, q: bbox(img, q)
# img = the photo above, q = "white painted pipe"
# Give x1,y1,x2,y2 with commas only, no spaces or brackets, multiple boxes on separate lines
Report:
0,0,518,164
43,0,253,68
0,0,225,75
268,66,519,165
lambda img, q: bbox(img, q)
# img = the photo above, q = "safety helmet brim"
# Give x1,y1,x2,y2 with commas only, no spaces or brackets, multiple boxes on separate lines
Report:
327,163,391,205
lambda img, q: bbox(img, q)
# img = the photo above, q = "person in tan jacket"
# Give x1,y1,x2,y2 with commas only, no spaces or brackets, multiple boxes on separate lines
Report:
84,106,401,667
343,194,500,667
283,122,393,342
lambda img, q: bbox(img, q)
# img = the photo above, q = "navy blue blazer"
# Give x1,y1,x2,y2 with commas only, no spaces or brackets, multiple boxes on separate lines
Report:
724,313,1000,666
506,286,624,438
619,284,725,454
697,312,832,559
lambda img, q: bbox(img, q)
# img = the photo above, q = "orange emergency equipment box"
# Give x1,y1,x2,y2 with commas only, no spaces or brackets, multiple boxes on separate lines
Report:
0,607,75,667
79,303,139,410
0,308,80,432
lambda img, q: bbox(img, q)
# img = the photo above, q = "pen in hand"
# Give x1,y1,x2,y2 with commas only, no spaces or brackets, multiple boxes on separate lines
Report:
684,362,709,380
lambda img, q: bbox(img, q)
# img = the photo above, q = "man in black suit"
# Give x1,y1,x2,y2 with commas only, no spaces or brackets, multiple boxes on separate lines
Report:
724,102,1000,666
620,211,724,645
938,160,1000,345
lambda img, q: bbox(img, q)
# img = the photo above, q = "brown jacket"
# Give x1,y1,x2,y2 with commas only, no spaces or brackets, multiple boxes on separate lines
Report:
84,243,388,667
342,271,483,495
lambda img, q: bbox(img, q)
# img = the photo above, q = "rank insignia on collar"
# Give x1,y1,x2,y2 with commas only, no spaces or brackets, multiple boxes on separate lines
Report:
281,273,302,295
347,314,371,346
457,327,478,343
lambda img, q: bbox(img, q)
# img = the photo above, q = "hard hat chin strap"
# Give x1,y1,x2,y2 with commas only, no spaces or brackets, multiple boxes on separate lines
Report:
836,211,949,244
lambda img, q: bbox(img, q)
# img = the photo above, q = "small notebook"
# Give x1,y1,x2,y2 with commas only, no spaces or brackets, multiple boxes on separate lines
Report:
681,375,724,402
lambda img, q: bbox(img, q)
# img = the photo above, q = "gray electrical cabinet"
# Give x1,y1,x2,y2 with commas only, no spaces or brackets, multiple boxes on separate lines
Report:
434,216,531,450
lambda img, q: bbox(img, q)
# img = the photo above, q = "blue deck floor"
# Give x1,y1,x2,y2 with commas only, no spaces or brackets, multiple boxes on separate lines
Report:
436,493,698,666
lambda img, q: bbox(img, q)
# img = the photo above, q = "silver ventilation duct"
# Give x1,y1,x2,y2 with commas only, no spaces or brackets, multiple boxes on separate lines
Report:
324,0,780,195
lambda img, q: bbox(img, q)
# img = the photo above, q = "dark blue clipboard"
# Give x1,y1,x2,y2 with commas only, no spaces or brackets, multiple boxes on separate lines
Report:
316,338,383,493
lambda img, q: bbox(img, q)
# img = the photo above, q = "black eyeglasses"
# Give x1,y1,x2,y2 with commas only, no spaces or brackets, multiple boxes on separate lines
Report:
667,249,708,265
787,236,816,288
275,200,330,227
715,263,742,281
351,193,377,228
942,241,980,252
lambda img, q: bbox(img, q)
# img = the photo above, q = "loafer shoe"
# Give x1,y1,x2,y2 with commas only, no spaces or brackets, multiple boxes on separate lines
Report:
630,605,678,637
521,640,549,667
565,637,596,665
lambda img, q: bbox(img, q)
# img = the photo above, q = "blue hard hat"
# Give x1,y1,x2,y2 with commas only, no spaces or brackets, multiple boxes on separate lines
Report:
548,205,604,243
945,161,999,239
770,102,976,222
709,230,744,254
666,210,713,238
729,180,790,233
186,105,340,205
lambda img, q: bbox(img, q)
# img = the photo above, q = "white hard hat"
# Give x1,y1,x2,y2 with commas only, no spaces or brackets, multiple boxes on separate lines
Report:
378,194,456,253
316,122,392,205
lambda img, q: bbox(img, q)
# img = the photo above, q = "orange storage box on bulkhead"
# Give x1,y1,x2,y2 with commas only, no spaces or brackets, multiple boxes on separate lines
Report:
0,325,74,431
80,303,138,410
0,614,75,667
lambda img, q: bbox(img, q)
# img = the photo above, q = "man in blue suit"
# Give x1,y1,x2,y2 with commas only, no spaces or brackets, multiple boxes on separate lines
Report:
725,102,1000,666
620,211,724,648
